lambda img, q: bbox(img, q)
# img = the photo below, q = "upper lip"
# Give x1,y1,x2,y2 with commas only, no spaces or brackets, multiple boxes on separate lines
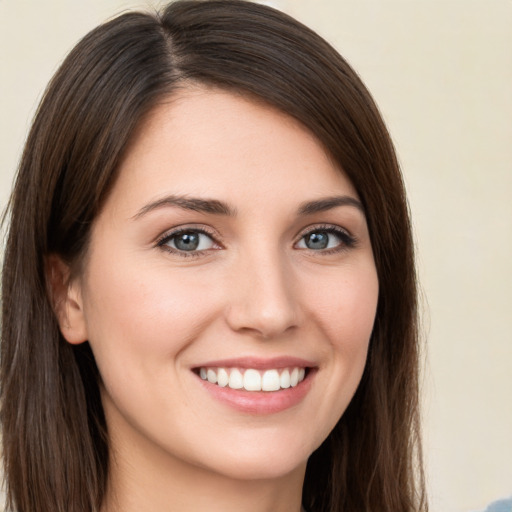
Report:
192,356,316,370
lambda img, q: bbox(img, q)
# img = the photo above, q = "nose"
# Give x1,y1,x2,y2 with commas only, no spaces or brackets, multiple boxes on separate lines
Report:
224,248,300,339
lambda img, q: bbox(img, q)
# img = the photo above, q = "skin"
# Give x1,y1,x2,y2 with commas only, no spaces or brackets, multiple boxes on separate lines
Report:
56,87,379,512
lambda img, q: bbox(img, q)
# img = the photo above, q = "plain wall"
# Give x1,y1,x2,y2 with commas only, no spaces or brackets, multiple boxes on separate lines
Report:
1,1,511,511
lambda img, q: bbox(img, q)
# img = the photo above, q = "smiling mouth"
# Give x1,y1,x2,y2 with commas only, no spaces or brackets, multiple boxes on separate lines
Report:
195,366,308,392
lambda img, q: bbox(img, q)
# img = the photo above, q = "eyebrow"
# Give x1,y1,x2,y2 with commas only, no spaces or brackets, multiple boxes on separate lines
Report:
133,193,364,220
297,195,365,216
132,195,236,220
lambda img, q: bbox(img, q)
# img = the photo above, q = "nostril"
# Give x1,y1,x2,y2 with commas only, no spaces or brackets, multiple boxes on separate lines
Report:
223,268,300,338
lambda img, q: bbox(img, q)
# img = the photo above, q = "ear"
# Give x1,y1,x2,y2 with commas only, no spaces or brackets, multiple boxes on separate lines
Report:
46,254,88,345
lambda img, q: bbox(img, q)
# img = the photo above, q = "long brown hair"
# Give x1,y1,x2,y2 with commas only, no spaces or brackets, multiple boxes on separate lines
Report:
1,1,426,511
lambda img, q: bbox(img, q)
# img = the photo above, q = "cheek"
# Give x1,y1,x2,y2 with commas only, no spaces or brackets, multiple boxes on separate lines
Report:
81,257,221,372
310,264,379,349
304,263,378,423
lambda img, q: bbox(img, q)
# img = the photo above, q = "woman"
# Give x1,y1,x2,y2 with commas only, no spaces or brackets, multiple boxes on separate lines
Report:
1,1,426,511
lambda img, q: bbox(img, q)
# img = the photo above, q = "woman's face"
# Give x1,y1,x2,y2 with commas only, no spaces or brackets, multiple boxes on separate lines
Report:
66,87,378,481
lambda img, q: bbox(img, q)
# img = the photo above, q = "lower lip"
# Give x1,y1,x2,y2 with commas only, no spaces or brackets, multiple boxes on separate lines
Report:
196,371,315,415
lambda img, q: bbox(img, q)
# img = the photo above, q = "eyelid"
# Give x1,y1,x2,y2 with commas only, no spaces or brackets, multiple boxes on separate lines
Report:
155,224,223,256
295,223,353,240
294,223,358,251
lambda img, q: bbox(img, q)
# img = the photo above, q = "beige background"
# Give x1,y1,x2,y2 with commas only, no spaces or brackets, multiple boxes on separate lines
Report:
1,1,511,511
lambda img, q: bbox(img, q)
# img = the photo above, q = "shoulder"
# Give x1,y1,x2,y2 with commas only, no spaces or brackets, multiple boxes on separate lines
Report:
480,496,512,512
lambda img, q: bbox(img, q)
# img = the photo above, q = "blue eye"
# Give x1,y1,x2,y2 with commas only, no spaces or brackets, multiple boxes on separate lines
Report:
159,229,216,253
296,227,355,251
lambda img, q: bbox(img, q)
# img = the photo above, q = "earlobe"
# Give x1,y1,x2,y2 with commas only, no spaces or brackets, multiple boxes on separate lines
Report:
46,254,88,345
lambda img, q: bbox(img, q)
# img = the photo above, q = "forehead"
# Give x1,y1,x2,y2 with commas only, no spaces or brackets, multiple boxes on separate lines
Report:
110,87,358,213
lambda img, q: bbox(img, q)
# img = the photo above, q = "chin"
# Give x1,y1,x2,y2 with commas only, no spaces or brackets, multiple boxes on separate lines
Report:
207,452,308,482
191,428,318,482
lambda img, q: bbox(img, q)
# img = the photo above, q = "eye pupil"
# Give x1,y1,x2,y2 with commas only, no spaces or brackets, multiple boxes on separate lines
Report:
305,232,329,250
175,232,200,251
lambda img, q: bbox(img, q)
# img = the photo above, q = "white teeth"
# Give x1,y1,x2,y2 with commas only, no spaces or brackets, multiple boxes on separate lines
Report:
207,369,217,384
243,369,261,391
217,368,229,387
198,366,307,392
290,368,299,387
261,369,280,391
229,368,244,389
280,369,291,389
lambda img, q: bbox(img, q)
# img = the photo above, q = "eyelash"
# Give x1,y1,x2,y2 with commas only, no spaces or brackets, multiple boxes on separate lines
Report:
156,226,221,258
156,224,357,258
297,224,358,254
